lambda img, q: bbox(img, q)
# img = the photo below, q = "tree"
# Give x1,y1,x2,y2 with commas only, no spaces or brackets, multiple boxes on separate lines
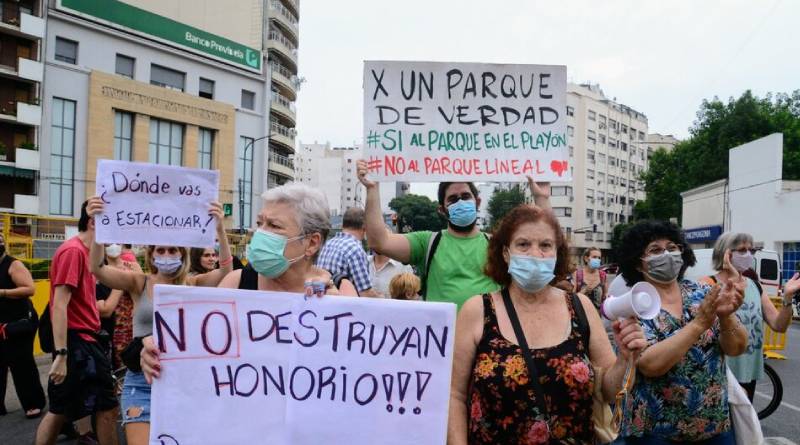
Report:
640,90,800,222
388,194,446,233
487,185,527,228
608,222,632,263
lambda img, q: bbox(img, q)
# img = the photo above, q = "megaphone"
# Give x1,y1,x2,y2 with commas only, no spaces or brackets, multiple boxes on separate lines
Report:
601,277,661,320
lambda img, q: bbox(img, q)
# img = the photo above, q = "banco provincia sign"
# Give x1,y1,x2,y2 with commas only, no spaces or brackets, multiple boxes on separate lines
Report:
58,0,262,73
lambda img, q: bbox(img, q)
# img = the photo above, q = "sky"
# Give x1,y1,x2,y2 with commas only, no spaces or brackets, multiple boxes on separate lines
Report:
294,0,799,198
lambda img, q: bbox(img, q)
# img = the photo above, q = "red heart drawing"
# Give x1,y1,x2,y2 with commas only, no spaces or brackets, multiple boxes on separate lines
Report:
550,160,568,177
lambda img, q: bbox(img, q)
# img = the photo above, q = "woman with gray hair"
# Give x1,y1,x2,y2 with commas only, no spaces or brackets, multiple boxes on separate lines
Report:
139,183,354,382
701,231,800,401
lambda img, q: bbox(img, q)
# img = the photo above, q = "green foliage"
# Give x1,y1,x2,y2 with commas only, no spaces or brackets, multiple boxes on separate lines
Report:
388,194,446,233
640,90,800,222
487,185,527,228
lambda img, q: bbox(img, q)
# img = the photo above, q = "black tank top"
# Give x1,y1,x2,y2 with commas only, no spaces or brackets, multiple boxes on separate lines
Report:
238,264,258,290
0,255,32,322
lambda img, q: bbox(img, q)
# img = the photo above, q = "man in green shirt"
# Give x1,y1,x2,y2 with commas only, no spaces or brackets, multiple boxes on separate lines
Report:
357,160,549,309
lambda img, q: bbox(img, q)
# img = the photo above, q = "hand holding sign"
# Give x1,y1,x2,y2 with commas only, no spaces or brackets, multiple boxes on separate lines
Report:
95,160,220,247
356,159,378,190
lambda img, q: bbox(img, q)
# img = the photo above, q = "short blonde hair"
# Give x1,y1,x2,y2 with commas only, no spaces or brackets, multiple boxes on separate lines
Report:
389,273,421,300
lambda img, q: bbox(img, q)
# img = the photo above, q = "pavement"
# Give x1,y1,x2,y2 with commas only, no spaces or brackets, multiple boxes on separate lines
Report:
3,327,800,444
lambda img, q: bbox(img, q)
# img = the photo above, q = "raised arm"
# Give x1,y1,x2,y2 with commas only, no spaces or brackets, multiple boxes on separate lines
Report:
356,160,411,263
191,202,233,287
526,175,551,210
763,272,799,333
86,197,144,295
3,259,35,298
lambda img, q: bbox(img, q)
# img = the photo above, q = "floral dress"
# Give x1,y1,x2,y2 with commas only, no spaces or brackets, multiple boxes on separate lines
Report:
620,280,730,442
468,293,595,444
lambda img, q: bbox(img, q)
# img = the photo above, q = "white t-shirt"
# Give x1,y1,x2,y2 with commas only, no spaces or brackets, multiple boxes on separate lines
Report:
367,255,414,298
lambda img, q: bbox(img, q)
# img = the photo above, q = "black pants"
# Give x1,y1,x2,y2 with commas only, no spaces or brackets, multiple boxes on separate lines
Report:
0,330,46,413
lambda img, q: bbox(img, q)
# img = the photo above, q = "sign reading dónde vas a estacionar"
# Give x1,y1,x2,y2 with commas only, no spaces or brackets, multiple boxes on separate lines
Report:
58,0,262,73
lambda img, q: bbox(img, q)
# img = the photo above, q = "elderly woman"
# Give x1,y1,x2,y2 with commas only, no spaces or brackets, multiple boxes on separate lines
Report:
86,197,233,445
448,205,646,444
616,220,747,445
702,232,800,401
140,183,351,382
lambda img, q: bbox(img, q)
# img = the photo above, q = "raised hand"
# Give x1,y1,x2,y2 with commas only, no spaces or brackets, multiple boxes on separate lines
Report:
695,285,720,330
208,201,225,235
356,159,377,189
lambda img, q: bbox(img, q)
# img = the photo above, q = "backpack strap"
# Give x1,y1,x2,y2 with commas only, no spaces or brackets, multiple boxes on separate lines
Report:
420,231,443,301
570,293,591,347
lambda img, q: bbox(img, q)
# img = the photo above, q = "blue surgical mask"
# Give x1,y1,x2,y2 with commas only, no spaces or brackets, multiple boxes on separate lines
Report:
153,255,183,275
447,199,477,227
247,230,305,278
508,255,556,293
589,258,601,269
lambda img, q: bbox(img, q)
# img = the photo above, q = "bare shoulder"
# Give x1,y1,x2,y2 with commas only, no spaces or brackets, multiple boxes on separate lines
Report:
218,269,242,289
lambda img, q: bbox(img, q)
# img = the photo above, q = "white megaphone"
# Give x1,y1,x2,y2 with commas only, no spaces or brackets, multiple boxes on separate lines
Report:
601,275,661,320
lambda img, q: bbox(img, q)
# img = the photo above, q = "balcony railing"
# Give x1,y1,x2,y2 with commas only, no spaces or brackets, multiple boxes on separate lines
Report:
270,120,296,138
269,61,295,80
268,30,296,51
272,91,295,112
271,0,298,26
269,152,294,169
0,97,39,116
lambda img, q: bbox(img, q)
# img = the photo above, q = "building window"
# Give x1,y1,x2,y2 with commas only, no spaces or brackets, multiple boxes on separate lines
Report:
621,124,628,134
598,153,606,164
639,131,645,140
609,137,617,148
238,136,255,225
115,54,135,78
241,90,255,110
586,209,594,221
598,115,607,125
113,111,134,161
148,119,184,165
50,98,76,215
150,64,185,91
620,142,628,151
567,126,574,136
199,78,215,100
551,186,572,196
566,106,574,117
587,169,595,180
587,130,596,143
588,110,596,121
587,149,595,164
553,207,572,217
198,128,214,169
55,37,78,64
599,134,606,144
598,172,605,184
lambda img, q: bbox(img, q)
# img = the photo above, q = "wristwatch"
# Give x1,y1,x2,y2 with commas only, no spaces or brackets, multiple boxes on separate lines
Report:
782,298,794,308
54,348,68,356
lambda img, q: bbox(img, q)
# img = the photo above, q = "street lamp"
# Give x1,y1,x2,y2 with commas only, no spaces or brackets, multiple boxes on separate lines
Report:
239,134,272,234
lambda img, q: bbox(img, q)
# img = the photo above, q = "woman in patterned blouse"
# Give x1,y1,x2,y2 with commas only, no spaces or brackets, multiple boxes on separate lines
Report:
448,205,646,444
616,220,747,445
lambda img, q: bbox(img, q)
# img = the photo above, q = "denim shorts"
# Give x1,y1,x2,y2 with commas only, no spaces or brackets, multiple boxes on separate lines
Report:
120,370,151,425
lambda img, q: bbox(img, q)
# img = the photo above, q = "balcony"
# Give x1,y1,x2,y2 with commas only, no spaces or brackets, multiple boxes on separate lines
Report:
14,146,38,170
0,99,41,126
270,91,295,124
270,120,295,152
270,0,298,39
282,0,299,16
269,61,296,98
0,56,42,83
268,152,294,179
267,30,297,67
0,3,44,39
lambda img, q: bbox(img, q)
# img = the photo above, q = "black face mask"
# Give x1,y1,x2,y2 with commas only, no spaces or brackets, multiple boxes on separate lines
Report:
448,220,476,233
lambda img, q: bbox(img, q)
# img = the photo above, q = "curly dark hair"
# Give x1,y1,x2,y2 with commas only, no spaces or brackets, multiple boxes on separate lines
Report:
616,220,697,286
484,205,570,287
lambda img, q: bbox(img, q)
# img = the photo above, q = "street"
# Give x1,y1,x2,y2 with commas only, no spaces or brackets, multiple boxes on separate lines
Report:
2,325,799,444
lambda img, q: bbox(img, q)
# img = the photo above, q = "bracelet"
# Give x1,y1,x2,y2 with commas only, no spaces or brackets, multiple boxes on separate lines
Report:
719,320,742,336
219,256,233,267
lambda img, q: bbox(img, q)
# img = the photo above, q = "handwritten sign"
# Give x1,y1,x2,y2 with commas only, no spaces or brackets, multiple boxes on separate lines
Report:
149,285,456,445
95,160,219,247
363,61,569,182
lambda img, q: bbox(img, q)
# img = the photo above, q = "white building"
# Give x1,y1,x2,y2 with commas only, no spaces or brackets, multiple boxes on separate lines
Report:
296,142,402,217
549,83,650,259
38,0,274,231
646,133,680,156
681,133,800,281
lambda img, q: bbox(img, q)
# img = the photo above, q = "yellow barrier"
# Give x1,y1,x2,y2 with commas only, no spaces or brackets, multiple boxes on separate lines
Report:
763,297,787,360
31,280,50,356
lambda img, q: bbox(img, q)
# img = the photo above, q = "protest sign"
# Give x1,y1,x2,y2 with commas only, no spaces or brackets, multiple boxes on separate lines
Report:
94,160,219,247
149,285,456,445
363,61,569,182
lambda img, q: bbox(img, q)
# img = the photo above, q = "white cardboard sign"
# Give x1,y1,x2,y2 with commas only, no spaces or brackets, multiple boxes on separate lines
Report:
363,61,569,182
149,285,457,445
94,160,219,247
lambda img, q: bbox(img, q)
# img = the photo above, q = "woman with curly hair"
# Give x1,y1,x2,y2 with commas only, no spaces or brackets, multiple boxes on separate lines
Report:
615,220,747,445
448,205,646,444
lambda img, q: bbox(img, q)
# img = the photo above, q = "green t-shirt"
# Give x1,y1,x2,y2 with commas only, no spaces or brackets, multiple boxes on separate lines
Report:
405,230,499,309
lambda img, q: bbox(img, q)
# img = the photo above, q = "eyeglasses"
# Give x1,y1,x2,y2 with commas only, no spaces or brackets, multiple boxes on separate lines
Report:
644,244,682,257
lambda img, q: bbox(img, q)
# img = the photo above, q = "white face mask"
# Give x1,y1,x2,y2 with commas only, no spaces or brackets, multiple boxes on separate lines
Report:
105,244,122,258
